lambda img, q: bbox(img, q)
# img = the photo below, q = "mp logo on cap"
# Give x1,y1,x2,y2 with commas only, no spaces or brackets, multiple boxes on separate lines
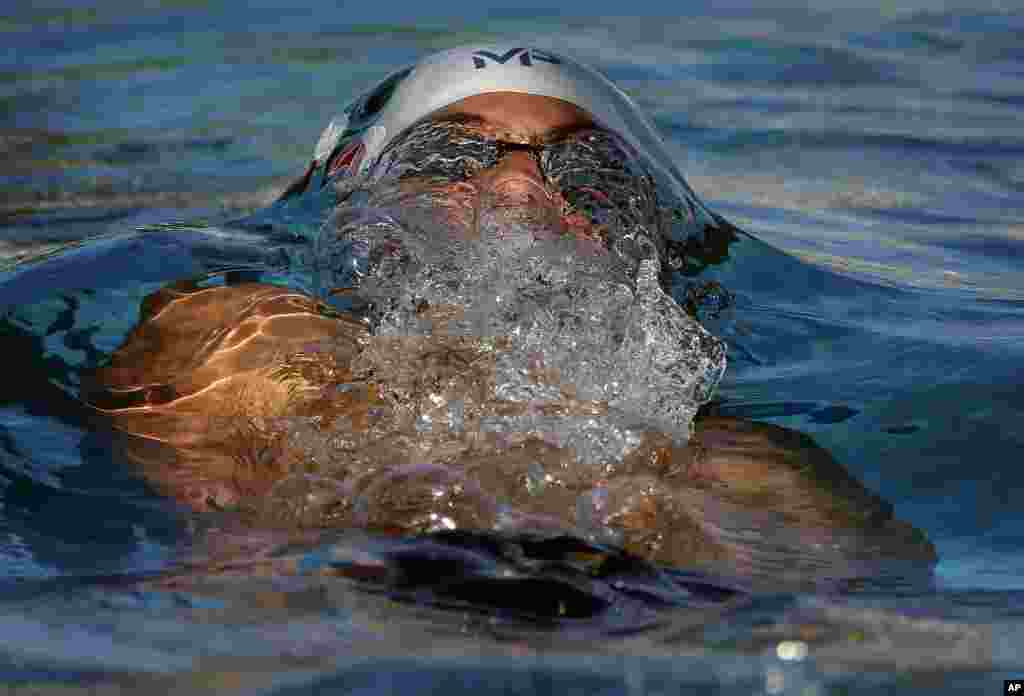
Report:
472,48,561,69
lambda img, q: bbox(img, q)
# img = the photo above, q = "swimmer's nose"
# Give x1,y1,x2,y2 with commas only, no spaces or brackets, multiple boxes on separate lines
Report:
477,151,551,205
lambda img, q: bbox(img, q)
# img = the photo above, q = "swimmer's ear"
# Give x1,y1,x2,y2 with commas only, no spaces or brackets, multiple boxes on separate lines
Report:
275,159,317,202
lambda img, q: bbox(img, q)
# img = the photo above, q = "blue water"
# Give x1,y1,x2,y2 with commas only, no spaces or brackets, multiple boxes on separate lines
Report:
2,1,1023,693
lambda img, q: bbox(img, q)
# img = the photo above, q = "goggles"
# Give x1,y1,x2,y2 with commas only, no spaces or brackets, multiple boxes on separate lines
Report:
360,117,662,235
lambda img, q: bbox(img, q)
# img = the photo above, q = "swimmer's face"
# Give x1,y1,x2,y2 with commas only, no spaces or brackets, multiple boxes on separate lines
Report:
360,93,661,247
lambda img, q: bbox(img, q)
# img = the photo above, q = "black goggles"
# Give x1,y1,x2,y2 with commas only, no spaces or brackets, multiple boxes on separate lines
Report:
365,117,662,227
368,118,623,182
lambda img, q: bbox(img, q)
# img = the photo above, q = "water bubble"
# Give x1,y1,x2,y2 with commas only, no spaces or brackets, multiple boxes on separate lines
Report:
447,399,464,432
776,640,809,662
525,461,547,495
427,512,457,531
576,485,609,533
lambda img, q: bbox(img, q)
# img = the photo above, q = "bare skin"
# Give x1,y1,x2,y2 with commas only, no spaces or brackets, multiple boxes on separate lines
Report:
436,93,592,227
85,94,936,579
376,93,607,246
433,92,596,138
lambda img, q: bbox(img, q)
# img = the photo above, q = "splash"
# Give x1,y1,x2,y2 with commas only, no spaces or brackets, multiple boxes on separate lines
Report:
241,182,727,545
330,183,728,458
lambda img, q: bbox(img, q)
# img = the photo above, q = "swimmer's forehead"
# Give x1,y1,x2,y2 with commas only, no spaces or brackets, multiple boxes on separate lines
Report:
380,47,624,138
430,93,596,141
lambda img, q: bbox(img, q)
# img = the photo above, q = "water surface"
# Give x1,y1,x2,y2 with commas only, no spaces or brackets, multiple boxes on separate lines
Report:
1,1,1022,693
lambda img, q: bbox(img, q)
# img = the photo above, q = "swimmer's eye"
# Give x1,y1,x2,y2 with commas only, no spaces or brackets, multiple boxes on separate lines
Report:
370,121,501,183
369,122,656,222
537,130,659,222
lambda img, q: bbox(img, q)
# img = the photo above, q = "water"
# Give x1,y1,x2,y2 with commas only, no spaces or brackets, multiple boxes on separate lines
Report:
2,1,1023,692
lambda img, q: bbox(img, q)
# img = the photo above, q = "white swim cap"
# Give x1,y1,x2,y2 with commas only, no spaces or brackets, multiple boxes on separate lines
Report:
315,44,687,192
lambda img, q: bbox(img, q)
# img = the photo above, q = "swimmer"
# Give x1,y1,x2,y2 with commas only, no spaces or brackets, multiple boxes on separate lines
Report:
86,46,935,581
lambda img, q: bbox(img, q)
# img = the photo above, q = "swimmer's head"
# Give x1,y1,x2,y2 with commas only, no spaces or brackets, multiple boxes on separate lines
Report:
285,45,735,278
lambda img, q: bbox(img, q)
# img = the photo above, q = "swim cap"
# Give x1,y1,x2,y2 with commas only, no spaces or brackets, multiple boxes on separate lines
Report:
315,45,685,191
